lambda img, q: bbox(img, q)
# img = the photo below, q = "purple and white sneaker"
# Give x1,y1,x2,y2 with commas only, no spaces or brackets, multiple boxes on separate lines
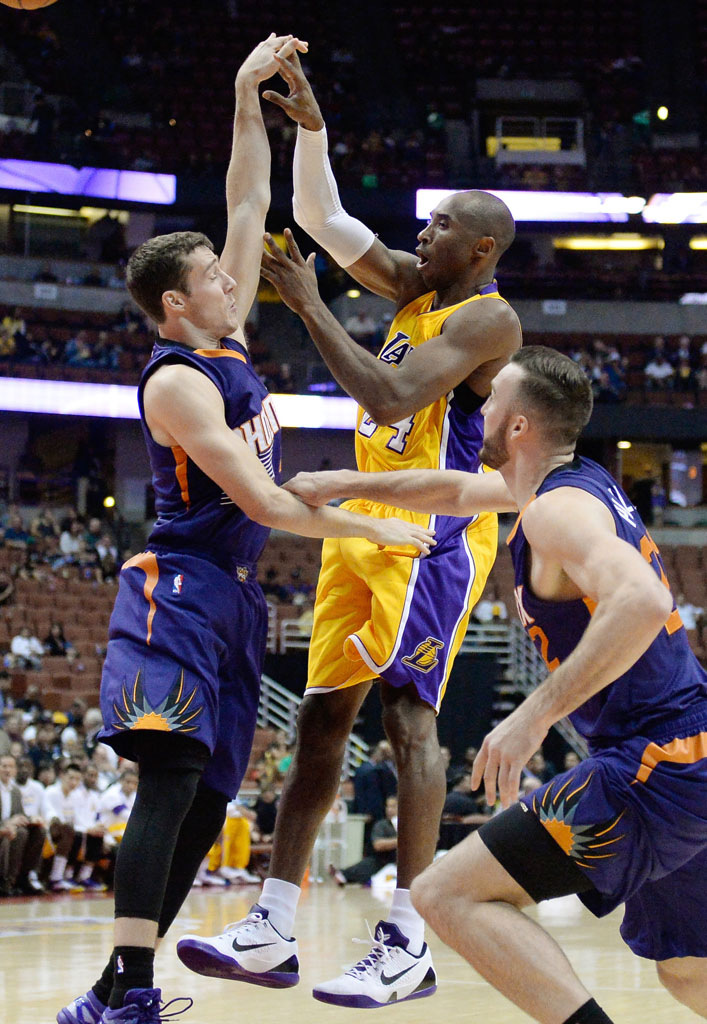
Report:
100,988,192,1022
56,989,106,1024
177,905,299,988
312,921,436,1008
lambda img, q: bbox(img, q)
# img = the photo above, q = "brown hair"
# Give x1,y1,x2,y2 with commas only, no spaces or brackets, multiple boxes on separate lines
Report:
510,346,593,446
126,231,214,323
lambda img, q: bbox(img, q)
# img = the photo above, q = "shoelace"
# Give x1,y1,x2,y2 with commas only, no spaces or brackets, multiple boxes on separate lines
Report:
133,995,193,1023
223,910,266,935
154,996,194,1021
346,922,396,978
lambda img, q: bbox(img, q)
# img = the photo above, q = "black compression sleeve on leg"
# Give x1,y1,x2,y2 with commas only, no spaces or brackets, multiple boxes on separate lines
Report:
113,736,209,922
563,998,615,1024
157,780,228,937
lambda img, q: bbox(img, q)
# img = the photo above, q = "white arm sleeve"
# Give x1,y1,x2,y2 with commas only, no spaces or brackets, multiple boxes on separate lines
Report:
293,125,375,268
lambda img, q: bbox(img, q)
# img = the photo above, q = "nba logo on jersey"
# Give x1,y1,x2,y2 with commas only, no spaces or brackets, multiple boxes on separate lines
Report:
401,636,445,673
116,954,125,974
172,573,184,595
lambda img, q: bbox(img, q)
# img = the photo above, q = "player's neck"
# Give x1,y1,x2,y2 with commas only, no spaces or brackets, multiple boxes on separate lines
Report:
158,320,222,350
433,275,495,310
503,450,576,507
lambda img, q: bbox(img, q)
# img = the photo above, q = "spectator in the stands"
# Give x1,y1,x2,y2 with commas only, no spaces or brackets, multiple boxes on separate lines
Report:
44,760,83,891
84,517,104,549
96,533,119,581
63,329,94,367
252,783,279,843
98,767,138,847
58,519,83,563
30,507,59,541
43,622,76,661
353,740,397,855
3,514,32,550
0,753,46,895
9,626,44,670
329,795,398,886
472,585,509,624
674,355,695,397
644,351,675,390
438,770,490,850
27,720,61,772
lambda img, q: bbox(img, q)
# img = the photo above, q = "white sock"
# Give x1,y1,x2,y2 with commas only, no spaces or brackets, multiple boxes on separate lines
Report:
78,864,93,882
386,888,425,955
259,877,301,938
50,855,68,882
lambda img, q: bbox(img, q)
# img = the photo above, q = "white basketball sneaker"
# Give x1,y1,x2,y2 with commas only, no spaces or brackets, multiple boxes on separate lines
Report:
312,920,437,1008
177,905,299,988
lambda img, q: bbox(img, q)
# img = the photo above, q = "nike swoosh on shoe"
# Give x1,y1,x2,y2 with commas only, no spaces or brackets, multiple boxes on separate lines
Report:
232,939,278,952
380,965,416,986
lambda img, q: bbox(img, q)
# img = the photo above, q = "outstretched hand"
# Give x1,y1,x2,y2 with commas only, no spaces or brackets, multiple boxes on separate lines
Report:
261,229,321,315
262,49,325,131
237,33,309,87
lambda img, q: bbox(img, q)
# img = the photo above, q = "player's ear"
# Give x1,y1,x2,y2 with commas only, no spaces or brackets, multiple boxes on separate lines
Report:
509,414,528,440
475,235,495,259
162,289,185,313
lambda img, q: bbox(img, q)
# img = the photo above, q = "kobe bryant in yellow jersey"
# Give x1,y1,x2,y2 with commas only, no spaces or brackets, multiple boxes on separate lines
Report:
178,51,522,1007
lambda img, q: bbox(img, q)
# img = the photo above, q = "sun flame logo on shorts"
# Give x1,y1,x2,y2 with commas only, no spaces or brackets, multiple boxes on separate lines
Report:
532,773,626,868
401,636,445,673
112,666,203,734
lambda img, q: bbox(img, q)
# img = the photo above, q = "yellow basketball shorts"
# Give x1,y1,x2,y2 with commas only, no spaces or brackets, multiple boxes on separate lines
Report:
306,511,498,711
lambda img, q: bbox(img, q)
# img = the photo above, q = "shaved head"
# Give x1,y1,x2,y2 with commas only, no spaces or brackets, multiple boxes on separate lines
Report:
449,190,515,260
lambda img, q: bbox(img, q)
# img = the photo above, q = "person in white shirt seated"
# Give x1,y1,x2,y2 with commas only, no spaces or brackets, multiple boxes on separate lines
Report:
98,768,138,848
43,761,84,892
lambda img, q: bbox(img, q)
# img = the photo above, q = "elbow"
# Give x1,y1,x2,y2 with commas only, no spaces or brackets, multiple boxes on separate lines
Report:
636,580,674,636
365,394,412,426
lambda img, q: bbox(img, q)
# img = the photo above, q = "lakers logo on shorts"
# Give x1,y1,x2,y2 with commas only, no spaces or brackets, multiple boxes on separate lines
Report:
532,773,626,869
112,665,203,734
401,636,445,673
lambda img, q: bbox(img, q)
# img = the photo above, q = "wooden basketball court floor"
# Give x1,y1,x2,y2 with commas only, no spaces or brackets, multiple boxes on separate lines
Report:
0,882,699,1023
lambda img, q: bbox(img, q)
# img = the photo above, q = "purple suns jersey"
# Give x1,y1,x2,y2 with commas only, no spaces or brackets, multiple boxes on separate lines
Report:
138,337,281,567
508,456,707,746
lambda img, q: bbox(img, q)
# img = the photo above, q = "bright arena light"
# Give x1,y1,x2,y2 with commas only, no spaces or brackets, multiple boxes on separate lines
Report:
416,189,646,223
0,377,358,429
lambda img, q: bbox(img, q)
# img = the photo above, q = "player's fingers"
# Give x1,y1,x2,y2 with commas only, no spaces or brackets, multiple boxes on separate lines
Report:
483,753,499,808
471,748,486,792
262,90,290,111
263,233,286,261
283,227,305,264
279,38,308,60
497,760,517,809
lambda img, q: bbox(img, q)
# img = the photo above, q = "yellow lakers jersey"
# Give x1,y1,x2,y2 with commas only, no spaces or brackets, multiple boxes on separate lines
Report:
355,284,508,476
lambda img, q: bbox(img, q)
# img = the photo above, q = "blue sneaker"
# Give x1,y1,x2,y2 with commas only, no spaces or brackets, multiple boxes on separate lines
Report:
100,989,193,1023
57,990,106,1024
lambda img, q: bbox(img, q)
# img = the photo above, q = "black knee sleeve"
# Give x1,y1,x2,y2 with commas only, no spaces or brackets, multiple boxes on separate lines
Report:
157,780,228,937
113,734,210,922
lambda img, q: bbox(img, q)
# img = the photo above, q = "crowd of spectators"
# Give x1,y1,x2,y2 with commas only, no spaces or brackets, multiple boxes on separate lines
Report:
0,306,151,378
0,694,138,896
1,505,121,588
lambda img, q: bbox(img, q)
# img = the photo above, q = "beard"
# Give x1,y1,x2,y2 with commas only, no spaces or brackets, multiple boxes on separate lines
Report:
479,413,513,469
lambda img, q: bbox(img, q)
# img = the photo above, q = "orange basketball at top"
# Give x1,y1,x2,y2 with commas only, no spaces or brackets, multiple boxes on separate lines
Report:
0,0,60,8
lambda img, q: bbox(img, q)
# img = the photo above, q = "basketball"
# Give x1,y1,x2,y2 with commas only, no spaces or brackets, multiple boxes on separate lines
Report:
0,0,59,8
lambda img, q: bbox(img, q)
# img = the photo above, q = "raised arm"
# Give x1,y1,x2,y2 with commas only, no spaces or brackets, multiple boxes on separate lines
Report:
284,467,517,516
263,50,422,306
221,34,308,324
472,488,673,808
260,230,521,423
142,364,435,553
